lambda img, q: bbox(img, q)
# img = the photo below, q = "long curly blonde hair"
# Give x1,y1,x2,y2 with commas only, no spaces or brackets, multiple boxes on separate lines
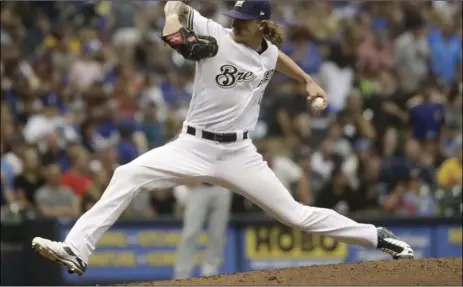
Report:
262,20,284,46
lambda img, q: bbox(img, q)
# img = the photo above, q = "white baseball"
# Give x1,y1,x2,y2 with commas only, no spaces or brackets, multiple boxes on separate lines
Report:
311,97,325,111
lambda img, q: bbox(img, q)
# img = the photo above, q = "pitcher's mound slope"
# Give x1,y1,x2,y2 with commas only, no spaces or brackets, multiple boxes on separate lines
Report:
124,257,462,286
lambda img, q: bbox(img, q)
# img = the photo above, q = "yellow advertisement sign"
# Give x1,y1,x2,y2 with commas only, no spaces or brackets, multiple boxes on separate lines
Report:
90,251,137,267
96,231,128,247
96,230,209,247
89,250,207,267
448,228,462,244
90,230,211,267
246,225,347,259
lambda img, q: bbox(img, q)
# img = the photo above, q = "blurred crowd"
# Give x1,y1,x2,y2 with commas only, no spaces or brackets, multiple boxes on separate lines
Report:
1,1,462,222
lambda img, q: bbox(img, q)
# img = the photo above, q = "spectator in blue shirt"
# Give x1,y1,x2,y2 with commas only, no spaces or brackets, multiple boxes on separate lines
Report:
408,82,445,142
428,19,462,87
161,70,192,110
382,164,437,216
138,102,165,150
281,27,323,76
22,11,51,55
79,119,97,154
117,120,139,165
94,106,120,149
381,138,435,187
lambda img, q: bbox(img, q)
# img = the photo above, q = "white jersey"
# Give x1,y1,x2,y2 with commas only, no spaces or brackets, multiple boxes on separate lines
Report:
183,8,279,133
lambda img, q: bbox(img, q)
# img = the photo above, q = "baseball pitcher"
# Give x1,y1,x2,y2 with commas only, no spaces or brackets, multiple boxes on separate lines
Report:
32,1,414,276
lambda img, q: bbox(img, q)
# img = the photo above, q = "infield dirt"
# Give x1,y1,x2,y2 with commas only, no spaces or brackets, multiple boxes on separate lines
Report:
124,257,462,286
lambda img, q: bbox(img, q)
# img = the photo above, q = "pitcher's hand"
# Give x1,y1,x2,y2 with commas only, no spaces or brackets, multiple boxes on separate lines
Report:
305,80,328,110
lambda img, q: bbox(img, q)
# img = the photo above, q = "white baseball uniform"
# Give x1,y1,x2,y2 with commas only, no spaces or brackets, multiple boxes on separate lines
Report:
63,7,378,265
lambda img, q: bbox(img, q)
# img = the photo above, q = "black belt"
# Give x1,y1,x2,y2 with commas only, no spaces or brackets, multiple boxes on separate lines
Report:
186,126,248,143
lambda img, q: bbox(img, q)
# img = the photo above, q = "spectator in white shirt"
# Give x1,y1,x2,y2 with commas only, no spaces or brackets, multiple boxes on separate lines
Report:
1,135,27,178
68,40,105,94
319,44,355,112
23,93,77,144
393,18,429,95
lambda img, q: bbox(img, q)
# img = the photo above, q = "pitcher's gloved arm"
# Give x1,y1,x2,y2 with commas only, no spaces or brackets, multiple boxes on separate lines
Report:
162,2,218,61
163,1,189,35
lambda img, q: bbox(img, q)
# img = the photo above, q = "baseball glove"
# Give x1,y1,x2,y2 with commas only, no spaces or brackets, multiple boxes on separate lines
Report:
161,27,218,61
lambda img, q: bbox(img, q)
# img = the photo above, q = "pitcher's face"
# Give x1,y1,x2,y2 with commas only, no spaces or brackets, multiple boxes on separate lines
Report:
232,19,261,43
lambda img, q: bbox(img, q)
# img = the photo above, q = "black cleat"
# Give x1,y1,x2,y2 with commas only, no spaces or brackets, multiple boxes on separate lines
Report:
377,227,415,260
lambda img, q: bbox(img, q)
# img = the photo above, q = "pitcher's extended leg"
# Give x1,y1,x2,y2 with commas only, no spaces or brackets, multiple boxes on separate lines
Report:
202,186,231,277
219,144,378,248
33,135,215,272
217,143,413,259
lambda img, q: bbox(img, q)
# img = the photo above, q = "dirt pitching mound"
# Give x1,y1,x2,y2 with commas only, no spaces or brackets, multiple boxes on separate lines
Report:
125,257,462,286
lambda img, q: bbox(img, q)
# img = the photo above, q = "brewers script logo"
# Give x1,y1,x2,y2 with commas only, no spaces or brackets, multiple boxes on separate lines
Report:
215,64,256,88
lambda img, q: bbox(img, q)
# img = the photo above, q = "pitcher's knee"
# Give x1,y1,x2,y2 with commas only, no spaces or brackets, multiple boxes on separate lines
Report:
113,163,144,178
277,203,314,229
113,164,135,178
111,164,144,184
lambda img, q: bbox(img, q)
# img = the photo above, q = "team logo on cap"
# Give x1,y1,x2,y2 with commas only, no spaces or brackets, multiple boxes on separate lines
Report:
235,1,244,7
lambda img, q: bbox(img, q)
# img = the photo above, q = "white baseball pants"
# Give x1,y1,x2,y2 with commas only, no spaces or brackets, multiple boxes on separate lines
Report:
65,132,378,264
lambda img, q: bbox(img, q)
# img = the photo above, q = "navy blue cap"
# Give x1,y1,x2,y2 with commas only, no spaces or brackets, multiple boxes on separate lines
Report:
223,1,271,20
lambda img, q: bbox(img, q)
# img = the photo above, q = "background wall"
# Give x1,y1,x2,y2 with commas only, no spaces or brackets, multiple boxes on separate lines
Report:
1,216,461,286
